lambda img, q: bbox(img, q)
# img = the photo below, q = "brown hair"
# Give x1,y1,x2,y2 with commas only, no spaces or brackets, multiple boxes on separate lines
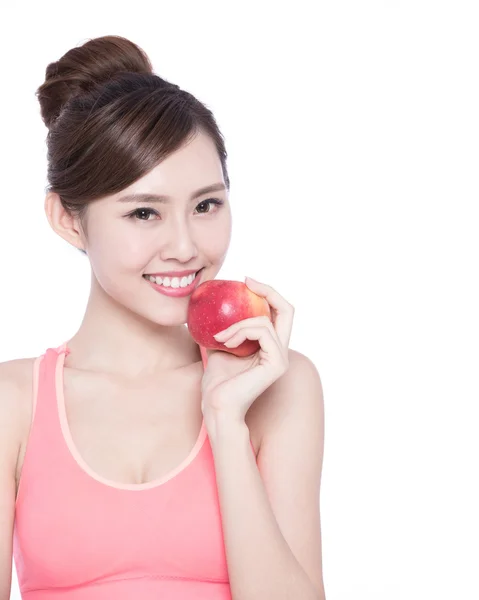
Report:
36,35,230,254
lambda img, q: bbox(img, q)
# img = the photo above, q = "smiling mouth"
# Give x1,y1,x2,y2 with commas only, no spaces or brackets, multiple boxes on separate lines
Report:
142,268,203,289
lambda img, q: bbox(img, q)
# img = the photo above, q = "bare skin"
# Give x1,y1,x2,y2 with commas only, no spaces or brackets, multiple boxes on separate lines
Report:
14,129,264,496
14,352,262,497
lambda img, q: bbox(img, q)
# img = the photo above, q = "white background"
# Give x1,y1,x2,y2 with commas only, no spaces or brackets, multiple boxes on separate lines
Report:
1,1,478,599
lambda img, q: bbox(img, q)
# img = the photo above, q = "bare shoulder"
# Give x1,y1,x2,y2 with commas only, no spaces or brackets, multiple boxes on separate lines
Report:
286,347,321,374
0,357,37,596
0,357,38,456
285,348,323,395
247,348,323,445
266,348,323,417
0,357,37,402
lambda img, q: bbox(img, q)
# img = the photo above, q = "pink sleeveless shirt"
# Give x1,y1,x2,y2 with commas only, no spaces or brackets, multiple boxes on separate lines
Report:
13,342,257,598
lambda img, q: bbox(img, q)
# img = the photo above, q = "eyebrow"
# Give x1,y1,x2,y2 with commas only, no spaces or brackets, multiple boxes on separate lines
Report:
117,182,227,204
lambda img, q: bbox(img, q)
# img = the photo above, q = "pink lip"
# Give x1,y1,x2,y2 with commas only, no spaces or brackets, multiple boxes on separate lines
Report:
144,270,203,297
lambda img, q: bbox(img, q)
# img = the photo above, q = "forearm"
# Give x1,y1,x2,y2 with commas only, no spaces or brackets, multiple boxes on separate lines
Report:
205,412,320,600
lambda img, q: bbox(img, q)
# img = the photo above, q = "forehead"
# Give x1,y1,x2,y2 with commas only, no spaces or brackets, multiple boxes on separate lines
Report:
115,131,225,202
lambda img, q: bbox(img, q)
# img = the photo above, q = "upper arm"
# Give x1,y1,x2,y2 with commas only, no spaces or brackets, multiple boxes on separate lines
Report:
0,359,33,600
256,349,326,599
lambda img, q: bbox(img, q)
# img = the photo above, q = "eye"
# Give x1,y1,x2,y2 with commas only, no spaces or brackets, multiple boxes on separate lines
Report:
126,198,224,221
126,207,159,221
195,198,224,214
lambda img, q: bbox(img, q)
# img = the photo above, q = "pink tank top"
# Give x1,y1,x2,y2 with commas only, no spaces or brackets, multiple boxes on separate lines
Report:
13,342,257,599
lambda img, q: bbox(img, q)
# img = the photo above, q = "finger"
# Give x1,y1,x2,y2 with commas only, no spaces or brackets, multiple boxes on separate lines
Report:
222,326,285,370
199,344,210,365
244,277,294,348
214,315,275,340
222,328,288,401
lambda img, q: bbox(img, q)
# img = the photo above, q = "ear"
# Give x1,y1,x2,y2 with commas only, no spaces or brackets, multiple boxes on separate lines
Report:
44,192,87,252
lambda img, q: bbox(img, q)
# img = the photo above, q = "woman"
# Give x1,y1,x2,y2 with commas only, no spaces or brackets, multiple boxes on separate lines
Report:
1,35,325,599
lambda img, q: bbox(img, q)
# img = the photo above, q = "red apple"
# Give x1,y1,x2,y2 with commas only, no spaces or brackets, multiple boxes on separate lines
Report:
187,279,272,357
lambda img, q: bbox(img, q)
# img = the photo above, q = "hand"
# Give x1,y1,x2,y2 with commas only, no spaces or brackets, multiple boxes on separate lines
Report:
200,277,295,424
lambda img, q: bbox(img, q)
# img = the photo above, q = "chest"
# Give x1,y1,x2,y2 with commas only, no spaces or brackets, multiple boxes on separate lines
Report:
16,364,263,494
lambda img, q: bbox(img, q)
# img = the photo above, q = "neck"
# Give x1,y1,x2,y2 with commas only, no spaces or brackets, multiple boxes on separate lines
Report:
64,273,201,379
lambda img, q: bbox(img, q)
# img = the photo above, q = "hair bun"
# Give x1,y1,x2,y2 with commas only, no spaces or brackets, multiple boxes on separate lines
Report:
36,35,153,129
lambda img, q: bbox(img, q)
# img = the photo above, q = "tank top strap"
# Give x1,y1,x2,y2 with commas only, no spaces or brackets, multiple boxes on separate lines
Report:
55,341,71,357
15,344,71,508
31,344,69,434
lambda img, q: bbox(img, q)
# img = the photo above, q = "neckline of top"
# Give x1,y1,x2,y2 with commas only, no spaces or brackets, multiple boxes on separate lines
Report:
53,341,209,492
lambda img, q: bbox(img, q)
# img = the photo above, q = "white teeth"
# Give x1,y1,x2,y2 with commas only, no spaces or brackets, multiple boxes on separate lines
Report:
145,272,197,288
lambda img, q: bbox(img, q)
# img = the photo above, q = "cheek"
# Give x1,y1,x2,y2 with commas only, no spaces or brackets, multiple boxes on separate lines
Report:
202,212,232,257
88,223,149,276
212,228,231,258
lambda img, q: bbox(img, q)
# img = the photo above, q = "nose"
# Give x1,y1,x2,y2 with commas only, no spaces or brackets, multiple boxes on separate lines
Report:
158,215,199,263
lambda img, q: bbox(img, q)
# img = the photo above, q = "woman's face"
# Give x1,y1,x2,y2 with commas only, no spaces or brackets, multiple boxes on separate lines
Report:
78,130,232,326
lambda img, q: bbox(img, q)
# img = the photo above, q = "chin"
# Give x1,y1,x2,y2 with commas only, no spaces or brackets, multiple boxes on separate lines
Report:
146,306,188,325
